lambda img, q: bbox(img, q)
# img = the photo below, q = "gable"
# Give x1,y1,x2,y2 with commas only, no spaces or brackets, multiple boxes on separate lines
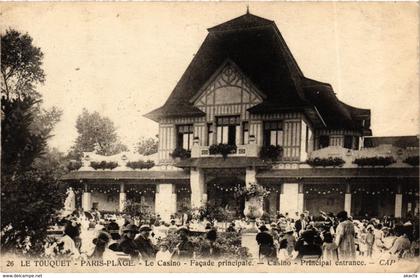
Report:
192,61,264,108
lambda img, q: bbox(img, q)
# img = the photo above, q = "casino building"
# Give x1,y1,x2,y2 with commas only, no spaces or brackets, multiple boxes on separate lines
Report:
62,12,419,222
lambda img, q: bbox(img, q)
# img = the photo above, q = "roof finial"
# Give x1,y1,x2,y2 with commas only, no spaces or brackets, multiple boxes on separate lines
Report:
246,4,250,14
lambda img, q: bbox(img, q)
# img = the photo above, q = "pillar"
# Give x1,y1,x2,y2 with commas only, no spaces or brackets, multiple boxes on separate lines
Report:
245,168,257,187
171,187,177,216
279,183,303,218
297,184,304,214
82,184,91,211
344,183,352,215
119,183,126,212
395,184,403,218
190,168,205,208
155,184,177,222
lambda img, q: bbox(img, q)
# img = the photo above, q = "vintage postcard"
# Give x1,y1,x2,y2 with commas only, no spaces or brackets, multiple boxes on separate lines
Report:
0,1,418,275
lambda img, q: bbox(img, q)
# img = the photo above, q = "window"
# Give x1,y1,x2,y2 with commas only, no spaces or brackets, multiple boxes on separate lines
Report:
177,125,193,150
263,121,283,146
319,135,330,149
354,137,360,150
207,124,214,146
344,135,353,149
242,122,249,145
216,116,240,145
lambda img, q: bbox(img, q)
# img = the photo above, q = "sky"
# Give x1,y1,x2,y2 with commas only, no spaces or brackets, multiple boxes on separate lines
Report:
1,2,419,153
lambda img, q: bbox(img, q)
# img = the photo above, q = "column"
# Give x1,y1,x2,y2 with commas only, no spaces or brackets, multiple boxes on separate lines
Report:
190,168,205,208
119,183,126,212
245,168,257,187
82,184,91,211
171,186,177,216
395,184,403,218
344,183,352,215
155,184,177,222
279,183,302,218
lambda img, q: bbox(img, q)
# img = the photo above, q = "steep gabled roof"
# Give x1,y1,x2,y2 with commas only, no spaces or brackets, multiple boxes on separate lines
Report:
144,12,371,133
207,12,274,32
144,13,306,122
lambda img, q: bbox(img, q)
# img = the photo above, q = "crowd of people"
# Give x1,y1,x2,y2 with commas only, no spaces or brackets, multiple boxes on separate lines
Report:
45,209,197,261
45,207,419,264
254,210,419,263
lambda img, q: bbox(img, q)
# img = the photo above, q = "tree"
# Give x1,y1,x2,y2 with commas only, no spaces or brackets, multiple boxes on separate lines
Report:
70,108,128,158
1,29,45,101
135,136,158,156
1,29,66,255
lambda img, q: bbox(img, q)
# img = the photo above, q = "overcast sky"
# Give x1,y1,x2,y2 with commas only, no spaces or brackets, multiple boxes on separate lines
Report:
2,2,418,153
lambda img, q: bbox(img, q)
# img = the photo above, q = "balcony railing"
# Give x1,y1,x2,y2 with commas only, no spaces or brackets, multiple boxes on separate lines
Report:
191,144,259,158
306,145,419,168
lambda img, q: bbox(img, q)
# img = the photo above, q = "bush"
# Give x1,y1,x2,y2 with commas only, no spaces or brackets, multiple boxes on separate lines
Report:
209,143,237,159
67,160,82,171
198,203,228,222
212,232,251,259
353,156,396,167
306,157,345,167
126,160,155,170
259,145,282,161
403,156,419,166
90,160,118,170
159,230,251,259
170,147,191,160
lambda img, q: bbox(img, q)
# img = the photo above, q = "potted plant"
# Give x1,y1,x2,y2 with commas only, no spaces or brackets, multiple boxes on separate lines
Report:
67,160,82,171
353,156,396,167
306,157,345,167
90,161,118,170
209,143,237,159
403,156,419,167
170,147,191,160
235,183,269,231
126,160,155,170
259,145,283,161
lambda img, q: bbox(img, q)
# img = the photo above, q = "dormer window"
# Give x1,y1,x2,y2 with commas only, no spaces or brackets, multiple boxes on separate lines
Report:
263,121,283,146
177,125,194,151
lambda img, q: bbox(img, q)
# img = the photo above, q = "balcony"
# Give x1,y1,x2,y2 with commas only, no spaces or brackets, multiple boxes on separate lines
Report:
305,145,419,168
191,143,259,158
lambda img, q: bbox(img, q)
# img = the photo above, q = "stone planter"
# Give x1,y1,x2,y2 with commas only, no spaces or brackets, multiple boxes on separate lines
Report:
243,197,264,220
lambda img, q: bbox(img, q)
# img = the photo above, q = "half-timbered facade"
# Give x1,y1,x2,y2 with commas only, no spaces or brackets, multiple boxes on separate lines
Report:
62,12,419,222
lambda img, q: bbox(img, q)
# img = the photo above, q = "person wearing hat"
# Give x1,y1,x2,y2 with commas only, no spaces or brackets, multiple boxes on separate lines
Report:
283,226,296,257
295,229,322,259
155,241,175,261
294,214,307,235
134,225,157,259
256,225,277,262
173,227,194,259
59,221,82,259
387,224,411,258
107,215,120,240
118,224,140,258
90,231,116,259
168,219,178,234
335,211,356,260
